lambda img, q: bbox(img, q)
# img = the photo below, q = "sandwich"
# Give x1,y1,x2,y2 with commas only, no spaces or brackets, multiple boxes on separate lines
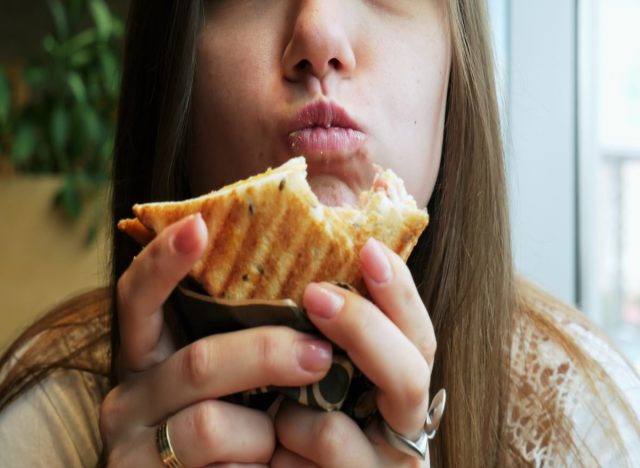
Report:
118,157,428,306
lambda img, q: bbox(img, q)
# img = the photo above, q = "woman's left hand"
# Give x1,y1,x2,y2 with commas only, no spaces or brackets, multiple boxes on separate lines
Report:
272,238,437,467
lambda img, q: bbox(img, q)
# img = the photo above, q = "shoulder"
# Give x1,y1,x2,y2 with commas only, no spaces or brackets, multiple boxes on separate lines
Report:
0,288,111,467
0,368,108,467
506,279,640,467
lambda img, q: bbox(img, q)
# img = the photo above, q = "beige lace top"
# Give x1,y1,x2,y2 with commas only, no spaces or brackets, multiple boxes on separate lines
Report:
1,301,639,467
507,298,640,466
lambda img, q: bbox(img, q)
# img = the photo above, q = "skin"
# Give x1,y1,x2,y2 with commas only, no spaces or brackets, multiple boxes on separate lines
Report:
190,0,450,208
100,1,450,466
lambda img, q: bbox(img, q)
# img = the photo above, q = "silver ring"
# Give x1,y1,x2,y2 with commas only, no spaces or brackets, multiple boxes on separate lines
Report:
424,388,446,437
379,388,447,460
380,418,429,460
156,419,185,468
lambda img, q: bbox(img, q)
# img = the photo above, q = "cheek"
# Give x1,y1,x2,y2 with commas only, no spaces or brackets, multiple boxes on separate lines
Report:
368,36,449,207
189,35,277,192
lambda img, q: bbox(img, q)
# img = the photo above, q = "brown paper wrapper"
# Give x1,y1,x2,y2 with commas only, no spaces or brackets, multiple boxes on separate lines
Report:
170,283,377,426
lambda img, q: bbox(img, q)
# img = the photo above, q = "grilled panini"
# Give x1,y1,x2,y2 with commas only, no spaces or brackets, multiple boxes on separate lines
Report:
118,157,428,305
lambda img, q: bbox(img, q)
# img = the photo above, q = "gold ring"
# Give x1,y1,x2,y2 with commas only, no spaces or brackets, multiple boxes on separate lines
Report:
156,419,184,468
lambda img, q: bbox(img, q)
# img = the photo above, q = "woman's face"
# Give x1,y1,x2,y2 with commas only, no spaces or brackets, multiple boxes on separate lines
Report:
189,0,450,208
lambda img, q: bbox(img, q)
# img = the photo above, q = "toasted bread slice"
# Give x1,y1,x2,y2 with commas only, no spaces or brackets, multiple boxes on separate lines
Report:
118,157,428,305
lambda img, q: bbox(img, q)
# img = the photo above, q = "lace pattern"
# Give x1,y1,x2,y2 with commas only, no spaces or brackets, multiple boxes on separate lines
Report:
506,299,640,466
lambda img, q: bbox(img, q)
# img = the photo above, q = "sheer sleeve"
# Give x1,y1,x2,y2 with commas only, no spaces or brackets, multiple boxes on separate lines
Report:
506,298,640,467
0,367,107,467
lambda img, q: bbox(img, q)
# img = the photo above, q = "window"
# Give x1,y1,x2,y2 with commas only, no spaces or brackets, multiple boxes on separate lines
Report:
489,0,640,369
580,0,640,368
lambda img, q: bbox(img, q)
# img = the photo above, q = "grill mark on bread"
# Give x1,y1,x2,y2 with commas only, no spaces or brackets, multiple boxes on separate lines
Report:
244,201,292,299
220,195,261,297
190,196,234,283
201,194,252,298
256,211,314,300
222,184,291,299
277,218,333,302
260,199,317,302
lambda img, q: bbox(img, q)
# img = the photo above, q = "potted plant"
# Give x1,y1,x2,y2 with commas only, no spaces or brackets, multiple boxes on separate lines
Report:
0,0,124,242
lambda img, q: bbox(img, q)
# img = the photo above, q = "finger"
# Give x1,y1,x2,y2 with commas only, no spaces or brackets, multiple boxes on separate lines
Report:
274,400,377,468
103,403,272,467
208,465,268,468
117,213,207,371
168,400,274,466
360,238,436,366
271,446,320,468
135,326,332,424
303,282,430,435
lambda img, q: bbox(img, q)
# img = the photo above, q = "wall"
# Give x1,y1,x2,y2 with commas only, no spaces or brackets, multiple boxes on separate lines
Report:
0,0,129,60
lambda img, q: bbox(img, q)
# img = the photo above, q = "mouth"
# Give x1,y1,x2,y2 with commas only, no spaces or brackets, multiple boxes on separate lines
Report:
286,100,372,207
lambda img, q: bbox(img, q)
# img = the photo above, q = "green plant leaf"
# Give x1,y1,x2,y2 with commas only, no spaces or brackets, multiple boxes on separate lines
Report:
67,72,87,102
84,107,101,142
112,17,125,38
69,49,93,68
67,0,85,29
61,174,82,219
89,0,112,40
0,69,11,123
99,49,119,86
42,35,59,55
12,122,38,164
24,65,48,88
47,0,68,40
67,30,98,54
50,105,70,155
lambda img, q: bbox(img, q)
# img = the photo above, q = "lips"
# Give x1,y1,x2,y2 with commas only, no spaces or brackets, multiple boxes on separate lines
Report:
287,101,366,156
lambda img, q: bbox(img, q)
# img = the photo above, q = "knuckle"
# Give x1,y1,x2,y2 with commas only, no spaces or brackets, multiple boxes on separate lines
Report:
256,331,282,375
401,364,431,409
99,387,126,445
418,335,437,362
115,273,132,310
313,413,349,463
145,240,164,278
192,402,225,451
401,281,417,306
183,340,212,386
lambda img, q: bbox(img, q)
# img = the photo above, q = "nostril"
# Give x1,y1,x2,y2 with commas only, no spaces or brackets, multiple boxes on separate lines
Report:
296,59,311,72
329,58,341,70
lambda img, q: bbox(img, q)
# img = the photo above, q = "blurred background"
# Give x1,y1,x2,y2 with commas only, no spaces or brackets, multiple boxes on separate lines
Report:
0,0,127,349
0,1,638,371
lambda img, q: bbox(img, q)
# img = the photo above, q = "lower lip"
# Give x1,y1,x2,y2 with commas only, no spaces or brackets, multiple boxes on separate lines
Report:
288,127,366,155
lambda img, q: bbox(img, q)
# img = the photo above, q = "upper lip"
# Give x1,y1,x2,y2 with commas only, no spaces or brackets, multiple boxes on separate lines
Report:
289,100,362,133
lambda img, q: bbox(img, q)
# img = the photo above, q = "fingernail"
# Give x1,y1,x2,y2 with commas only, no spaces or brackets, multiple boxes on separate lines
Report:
360,238,392,285
296,339,332,373
173,214,202,254
304,283,344,319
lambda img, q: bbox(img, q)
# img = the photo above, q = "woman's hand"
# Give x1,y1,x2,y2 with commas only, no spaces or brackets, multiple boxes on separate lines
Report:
272,238,436,468
99,214,333,467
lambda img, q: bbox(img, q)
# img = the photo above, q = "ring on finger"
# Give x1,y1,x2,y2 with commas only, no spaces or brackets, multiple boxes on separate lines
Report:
424,388,446,437
156,418,185,468
379,388,447,460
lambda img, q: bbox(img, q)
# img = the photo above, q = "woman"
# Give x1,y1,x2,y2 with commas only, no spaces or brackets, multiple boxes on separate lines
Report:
1,1,639,466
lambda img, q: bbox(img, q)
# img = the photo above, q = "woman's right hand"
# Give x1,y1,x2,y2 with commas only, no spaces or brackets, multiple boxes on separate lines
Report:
99,213,333,467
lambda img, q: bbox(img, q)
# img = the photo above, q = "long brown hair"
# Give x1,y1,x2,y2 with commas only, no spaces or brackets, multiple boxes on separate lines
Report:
2,1,637,467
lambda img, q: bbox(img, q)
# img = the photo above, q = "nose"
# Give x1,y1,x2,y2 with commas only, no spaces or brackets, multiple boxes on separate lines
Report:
282,1,356,83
